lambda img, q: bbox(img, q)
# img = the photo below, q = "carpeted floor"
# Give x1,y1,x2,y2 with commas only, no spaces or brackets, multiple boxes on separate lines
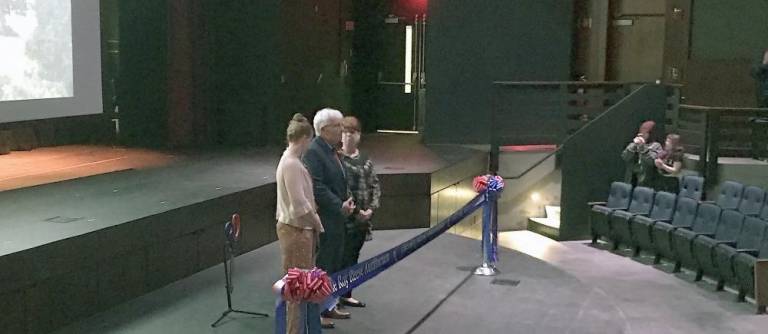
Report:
53,230,768,334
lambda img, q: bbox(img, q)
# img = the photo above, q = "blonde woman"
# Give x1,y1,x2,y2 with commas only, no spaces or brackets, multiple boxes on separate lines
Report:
275,113,328,331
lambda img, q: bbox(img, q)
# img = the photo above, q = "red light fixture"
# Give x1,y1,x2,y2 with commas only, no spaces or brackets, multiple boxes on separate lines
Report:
394,0,427,17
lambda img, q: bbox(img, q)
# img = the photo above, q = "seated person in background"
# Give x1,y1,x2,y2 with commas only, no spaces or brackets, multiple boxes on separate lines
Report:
622,121,662,187
654,133,684,193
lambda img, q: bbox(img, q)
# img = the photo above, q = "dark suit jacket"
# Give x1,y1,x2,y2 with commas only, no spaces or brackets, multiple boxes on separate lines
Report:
303,137,348,234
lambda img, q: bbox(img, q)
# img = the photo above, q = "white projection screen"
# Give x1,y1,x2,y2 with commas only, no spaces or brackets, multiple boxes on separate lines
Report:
0,0,102,123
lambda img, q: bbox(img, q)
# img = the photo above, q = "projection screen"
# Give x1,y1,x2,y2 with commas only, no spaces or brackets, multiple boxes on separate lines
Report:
0,0,102,123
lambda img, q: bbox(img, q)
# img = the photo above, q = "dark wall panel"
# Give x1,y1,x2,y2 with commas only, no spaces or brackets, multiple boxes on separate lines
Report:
425,0,574,144
114,0,351,147
560,85,668,240
118,0,168,147
690,0,768,61
683,0,768,107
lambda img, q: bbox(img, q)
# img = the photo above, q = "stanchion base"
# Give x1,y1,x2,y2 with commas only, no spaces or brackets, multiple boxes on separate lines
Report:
211,309,269,328
473,263,499,276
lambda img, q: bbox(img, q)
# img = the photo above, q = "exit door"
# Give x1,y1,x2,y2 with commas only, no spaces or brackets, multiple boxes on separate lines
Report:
606,0,666,81
377,14,426,132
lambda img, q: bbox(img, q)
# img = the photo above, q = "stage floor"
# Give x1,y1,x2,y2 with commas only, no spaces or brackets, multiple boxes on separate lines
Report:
0,134,483,258
0,145,175,191
0,146,283,258
50,229,768,334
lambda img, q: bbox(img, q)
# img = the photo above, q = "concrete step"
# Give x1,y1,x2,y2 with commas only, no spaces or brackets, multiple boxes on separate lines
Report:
528,205,561,240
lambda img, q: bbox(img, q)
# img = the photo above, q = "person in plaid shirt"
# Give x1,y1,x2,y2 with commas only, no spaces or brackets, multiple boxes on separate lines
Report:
339,116,381,308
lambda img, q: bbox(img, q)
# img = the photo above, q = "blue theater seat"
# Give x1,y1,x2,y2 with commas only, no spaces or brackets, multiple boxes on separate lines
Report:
691,210,744,282
590,182,632,244
669,203,722,273
630,191,676,258
651,197,699,265
607,186,654,250
678,175,704,201
714,216,767,292
737,186,766,216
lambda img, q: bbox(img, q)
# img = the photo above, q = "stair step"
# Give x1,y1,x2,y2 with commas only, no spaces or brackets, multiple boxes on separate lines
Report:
527,217,560,240
544,205,560,221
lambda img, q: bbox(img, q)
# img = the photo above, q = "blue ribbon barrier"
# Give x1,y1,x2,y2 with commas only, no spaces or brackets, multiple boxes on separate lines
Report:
274,183,499,333
321,193,486,310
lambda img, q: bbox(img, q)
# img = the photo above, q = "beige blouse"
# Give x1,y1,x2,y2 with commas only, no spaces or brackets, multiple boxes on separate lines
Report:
275,149,324,232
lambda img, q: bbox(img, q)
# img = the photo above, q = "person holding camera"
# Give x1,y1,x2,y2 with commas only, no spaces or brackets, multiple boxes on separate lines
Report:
622,121,662,187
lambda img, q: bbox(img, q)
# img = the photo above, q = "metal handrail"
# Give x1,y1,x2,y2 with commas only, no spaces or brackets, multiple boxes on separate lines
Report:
679,104,768,189
493,80,652,86
680,104,768,112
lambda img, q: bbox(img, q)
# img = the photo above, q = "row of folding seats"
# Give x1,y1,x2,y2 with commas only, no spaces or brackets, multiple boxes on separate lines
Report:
589,175,704,249
589,178,768,313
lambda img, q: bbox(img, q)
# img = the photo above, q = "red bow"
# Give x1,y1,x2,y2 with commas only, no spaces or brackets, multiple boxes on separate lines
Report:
282,268,333,303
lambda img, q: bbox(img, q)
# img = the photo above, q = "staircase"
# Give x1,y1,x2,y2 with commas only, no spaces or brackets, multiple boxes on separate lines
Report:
527,205,561,240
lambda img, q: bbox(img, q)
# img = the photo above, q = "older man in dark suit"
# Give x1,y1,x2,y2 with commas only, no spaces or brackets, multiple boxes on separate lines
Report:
302,107,356,328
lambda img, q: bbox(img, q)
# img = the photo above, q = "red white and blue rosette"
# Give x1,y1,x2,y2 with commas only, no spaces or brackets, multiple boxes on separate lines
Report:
473,175,505,194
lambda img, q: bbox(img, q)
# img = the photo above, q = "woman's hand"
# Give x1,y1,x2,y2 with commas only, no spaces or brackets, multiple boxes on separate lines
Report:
356,209,373,222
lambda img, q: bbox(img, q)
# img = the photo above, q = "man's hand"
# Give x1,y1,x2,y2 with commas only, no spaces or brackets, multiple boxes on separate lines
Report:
341,197,356,217
654,158,665,168
763,50,768,65
633,136,646,145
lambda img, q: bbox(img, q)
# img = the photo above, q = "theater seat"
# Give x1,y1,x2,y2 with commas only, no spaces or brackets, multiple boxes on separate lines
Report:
590,182,632,244
679,175,704,201
670,203,722,273
652,197,698,265
630,191,676,257
738,186,766,216
691,210,744,282
714,216,767,292
713,181,744,210
733,236,768,307
759,199,768,221
608,187,655,250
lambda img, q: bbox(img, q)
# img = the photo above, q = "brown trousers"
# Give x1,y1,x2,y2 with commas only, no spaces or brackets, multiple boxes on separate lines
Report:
276,223,317,334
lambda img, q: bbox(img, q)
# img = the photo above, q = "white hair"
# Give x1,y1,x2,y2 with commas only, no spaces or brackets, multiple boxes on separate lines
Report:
313,108,343,135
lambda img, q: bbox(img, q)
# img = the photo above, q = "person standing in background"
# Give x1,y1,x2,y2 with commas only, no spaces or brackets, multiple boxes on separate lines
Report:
622,121,662,187
752,49,768,108
750,49,768,160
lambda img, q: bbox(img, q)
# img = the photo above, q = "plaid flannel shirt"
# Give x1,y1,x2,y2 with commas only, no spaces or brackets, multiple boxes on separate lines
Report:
341,151,381,230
